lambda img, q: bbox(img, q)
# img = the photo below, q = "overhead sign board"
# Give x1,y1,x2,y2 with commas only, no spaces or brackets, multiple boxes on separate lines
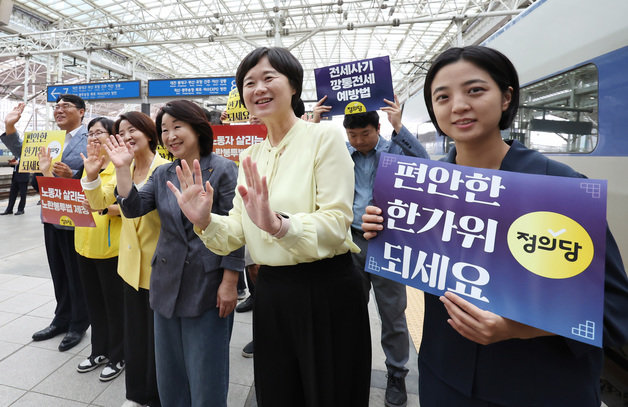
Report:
47,81,141,102
148,77,236,98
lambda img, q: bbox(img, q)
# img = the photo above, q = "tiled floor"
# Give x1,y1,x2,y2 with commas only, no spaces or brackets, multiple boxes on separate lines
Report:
0,195,419,406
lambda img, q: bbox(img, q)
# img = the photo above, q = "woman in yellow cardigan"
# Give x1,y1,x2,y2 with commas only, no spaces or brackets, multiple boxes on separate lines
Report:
41,117,124,381
82,112,169,407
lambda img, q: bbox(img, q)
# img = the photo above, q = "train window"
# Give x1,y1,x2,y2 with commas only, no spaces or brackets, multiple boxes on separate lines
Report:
508,64,598,153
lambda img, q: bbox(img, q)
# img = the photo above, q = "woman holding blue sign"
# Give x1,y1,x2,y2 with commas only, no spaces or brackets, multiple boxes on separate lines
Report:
362,45,628,406
167,47,372,407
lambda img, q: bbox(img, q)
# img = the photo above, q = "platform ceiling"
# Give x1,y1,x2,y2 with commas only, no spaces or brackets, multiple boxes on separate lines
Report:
0,0,535,111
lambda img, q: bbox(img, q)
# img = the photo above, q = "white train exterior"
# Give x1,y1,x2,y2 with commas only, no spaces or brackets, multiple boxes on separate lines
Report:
402,0,628,270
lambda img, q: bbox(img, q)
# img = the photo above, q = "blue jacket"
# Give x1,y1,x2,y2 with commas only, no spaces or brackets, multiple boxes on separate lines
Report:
419,140,628,406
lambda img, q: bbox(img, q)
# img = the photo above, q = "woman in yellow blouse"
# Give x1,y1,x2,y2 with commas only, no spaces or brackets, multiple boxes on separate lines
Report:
82,112,168,407
168,47,372,407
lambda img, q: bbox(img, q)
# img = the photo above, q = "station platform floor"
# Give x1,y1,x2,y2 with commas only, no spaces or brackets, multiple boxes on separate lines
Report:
0,192,422,407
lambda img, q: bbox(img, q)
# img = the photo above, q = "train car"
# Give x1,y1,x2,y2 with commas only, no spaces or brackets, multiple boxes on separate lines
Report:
401,0,628,401
402,0,628,270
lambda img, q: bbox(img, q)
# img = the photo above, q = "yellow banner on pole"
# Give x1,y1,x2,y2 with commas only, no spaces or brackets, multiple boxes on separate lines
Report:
224,88,250,123
19,130,66,173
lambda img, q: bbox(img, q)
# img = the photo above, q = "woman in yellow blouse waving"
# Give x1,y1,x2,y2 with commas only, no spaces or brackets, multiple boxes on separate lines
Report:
168,47,372,407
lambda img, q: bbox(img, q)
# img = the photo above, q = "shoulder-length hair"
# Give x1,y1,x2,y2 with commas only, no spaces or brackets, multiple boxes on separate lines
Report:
114,111,159,153
154,100,213,156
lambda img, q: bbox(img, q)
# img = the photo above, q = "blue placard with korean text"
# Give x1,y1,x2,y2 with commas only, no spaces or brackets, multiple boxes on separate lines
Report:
366,153,607,347
47,81,140,102
148,77,236,98
314,56,394,117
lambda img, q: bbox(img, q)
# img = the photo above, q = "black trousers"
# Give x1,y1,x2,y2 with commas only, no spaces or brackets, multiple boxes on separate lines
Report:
245,264,256,297
77,255,124,363
253,252,371,407
123,282,161,406
419,362,506,407
6,174,28,212
43,223,89,332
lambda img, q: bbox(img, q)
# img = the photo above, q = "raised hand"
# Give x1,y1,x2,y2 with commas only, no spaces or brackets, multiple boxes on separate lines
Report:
37,146,53,177
237,156,280,234
103,134,134,169
166,159,214,230
306,95,331,123
4,102,25,134
382,95,403,133
81,140,106,181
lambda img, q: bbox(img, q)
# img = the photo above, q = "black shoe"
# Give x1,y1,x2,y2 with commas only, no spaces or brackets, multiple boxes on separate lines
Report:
14,210,24,215
241,341,254,358
236,296,254,313
32,324,68,341
385,374,408,407
0,210,13,215
58,331,85,352
237,289,247,300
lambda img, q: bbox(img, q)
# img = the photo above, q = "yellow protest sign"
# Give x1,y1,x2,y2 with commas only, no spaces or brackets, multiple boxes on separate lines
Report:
19,130,66,173
224,88,250,123
156,145,174,161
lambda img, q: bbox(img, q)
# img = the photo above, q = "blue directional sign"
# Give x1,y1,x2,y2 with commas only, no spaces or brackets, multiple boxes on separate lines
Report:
148,77,236,98
47,81,141,102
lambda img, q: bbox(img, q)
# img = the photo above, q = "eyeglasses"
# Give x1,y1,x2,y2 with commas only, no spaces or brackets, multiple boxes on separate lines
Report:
53,103,77,112
88,130,108,138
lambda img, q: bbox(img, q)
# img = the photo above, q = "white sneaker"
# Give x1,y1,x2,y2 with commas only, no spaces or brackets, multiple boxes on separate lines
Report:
77,355,108,373
121,400,143,407
99,360,125,382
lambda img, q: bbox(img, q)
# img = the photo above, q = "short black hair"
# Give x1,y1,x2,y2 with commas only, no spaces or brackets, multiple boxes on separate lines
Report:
155,100,213,156
56,94,86,121
423,45,520,136
343,111,380,129
87,117,114,135
204,109,223,125
114,111,159,153
236,47,303,116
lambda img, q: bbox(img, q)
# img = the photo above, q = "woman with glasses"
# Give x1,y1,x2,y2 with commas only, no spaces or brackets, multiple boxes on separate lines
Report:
82,112,167,406
169,47,371,407
41,116,125,381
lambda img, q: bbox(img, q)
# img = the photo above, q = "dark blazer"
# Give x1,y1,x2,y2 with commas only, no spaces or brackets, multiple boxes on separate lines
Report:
418,140,628,406
118,153,244,319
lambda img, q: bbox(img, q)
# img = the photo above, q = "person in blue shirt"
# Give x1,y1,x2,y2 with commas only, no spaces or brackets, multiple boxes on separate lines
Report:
342,98,429,407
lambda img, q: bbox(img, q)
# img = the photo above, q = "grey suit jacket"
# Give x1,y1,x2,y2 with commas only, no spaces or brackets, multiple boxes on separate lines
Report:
118,153,244,318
